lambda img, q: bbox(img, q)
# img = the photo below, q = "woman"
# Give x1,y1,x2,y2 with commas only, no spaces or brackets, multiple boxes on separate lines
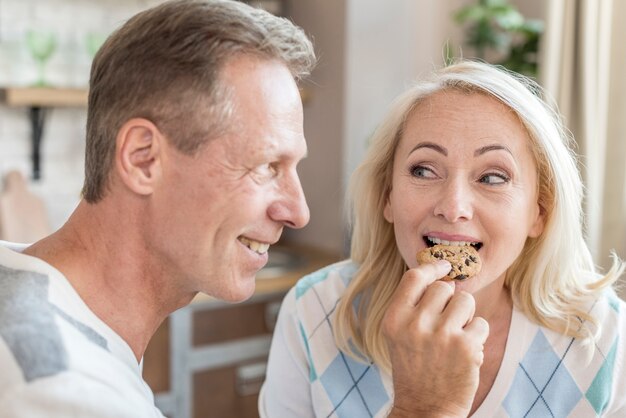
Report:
259,61,626,418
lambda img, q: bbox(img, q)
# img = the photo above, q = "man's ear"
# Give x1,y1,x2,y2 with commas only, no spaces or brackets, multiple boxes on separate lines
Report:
115,118,163,196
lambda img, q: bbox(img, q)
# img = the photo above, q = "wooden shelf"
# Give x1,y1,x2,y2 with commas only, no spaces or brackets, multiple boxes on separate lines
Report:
0,87,88,108
0,86,309,180
0,87,88,180
0,87,309,108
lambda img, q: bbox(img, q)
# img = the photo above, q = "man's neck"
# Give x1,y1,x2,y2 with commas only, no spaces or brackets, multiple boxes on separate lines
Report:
23,200,194,362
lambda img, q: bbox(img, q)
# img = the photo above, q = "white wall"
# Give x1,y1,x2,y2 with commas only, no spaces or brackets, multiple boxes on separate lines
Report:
0,0,161,231
513,0,546,20
342,0,463,189
0,0,467,250
0,0,545,253
287,0,464,254
298,0,545,255
0,0,160,88
283,0,348,254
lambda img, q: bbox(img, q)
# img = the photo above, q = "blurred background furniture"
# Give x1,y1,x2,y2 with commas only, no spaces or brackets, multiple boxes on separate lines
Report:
0,170,50,242
142,244,339,418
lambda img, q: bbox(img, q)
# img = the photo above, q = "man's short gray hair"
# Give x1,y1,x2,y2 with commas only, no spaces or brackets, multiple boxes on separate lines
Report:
83,0,316,203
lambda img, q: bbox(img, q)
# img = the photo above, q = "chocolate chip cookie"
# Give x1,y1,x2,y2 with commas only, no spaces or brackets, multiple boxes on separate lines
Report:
416,244,481,281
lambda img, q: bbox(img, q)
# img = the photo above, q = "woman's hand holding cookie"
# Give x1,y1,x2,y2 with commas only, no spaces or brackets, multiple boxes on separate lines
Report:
383,261,490,418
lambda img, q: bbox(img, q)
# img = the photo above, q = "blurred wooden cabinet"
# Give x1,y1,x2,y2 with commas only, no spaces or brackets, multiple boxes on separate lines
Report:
143,292,285,418
193,358,267,418
143,245,339,418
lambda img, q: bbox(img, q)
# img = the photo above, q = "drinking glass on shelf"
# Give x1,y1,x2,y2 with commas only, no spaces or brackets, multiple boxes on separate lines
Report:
26,30,57,87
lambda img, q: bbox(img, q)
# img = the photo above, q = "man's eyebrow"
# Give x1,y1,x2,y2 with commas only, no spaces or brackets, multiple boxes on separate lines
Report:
277,146,308,161
474,144,513,157
407,142,448,157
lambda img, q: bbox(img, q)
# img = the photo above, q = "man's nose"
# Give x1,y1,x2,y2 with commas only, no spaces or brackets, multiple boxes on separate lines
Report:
433,178,473,223
268,171,310,229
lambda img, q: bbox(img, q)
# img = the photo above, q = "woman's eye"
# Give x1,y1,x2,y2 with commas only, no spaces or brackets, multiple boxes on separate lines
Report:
479,172,510,185
410,164,436,179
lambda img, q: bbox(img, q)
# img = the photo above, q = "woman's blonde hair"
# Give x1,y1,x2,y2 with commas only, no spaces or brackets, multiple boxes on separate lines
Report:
334,60,624,372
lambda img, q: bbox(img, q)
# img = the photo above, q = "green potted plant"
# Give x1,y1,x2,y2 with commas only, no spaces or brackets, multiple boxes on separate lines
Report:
453,0,543,78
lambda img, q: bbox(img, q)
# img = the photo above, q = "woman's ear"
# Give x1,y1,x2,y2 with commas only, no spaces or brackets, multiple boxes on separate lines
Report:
528,203,546,238
115,118,163,196
383,190,394,223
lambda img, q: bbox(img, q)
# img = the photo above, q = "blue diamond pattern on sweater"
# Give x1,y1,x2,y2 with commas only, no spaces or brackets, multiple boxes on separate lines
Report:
320,353,388,418
338,262,358,287
504,330,582,417
295,265,334,299
335,387,375,417
525,399,558,418
299,322,317,382
586,337,618,414
504,362,549,416
608,293,620,313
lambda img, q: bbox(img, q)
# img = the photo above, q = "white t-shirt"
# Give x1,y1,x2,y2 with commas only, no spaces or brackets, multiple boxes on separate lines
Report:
260,260,626,418
0,242,165,417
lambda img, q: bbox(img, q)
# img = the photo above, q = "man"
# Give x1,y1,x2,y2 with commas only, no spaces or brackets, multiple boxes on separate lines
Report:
0,0,315,416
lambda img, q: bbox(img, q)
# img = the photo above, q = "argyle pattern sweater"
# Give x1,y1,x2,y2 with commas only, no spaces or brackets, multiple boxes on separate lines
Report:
260,260,626,418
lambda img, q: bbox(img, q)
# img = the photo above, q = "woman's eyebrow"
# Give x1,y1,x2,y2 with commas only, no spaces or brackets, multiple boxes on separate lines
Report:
408,141,448,157
474,144,513,157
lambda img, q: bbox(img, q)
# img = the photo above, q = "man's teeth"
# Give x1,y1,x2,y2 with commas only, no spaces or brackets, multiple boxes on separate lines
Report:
238,237,270,254
428,237,474,247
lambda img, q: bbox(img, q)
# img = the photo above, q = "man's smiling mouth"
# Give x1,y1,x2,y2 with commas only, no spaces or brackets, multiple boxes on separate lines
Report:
238,236,270,254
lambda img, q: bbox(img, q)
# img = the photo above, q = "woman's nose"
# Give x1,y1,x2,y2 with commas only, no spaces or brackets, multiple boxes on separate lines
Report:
433,178,473,223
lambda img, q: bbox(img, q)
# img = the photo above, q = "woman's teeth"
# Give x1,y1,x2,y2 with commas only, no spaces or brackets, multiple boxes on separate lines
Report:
427,236,474,247
238,237,270,254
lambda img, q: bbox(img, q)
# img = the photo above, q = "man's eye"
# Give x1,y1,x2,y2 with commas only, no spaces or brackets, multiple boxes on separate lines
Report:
479,172,510,185
253,163,278,181
410,164,436,178
264,163,278,177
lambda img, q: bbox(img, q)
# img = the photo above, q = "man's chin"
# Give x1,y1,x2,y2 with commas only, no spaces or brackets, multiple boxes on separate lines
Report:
218,278,257,303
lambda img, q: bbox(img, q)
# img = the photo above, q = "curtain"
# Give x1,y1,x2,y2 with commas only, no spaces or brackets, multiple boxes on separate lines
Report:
540,0,626,291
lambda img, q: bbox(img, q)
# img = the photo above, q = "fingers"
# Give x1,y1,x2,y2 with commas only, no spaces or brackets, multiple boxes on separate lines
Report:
441,293,488,347
384,259,489,363
464,316,489,344
464,316,489,365
390,261,452,308
440,290,476,328
383,261,452,339
416,280,455,316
